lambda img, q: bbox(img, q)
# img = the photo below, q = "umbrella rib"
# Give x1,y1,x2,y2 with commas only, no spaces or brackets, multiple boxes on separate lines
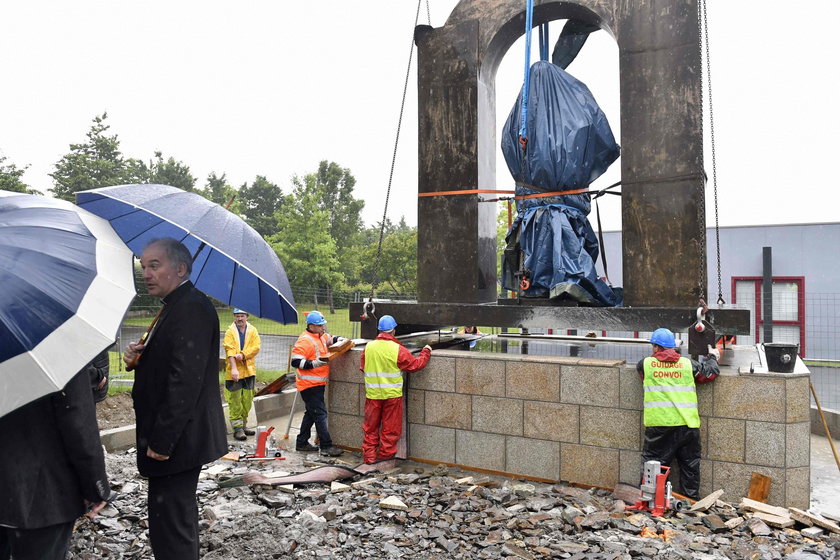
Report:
92,192,296,311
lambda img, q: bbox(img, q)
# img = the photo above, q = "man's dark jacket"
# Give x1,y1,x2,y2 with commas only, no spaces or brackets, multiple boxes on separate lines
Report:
132,281,227,477
0,370,111,528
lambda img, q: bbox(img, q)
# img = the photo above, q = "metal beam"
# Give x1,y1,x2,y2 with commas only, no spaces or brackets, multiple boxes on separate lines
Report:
350,301,750,339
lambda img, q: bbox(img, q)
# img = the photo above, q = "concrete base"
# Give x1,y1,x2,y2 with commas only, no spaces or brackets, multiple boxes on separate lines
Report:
327,344,812,508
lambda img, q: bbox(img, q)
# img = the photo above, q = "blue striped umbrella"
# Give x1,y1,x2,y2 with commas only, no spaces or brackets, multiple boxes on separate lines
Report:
76,184,296,323
0,191,136,417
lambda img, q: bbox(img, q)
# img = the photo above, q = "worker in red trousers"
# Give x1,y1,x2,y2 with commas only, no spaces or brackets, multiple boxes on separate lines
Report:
359,315,431,464
637,327,719,500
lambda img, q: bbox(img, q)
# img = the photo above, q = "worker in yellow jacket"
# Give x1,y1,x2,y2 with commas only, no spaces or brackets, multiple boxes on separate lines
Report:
224,308,261,441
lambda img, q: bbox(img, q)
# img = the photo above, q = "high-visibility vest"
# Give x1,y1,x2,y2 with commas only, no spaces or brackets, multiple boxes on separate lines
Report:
642,356,700,428
363,339,403,400
292,331,330,391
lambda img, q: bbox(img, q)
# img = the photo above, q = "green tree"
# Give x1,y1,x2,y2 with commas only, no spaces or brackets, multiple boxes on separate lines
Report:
352,217,418,295
198,172,238,206
270,181,342,307
142,151,196,191
239,175,284,237
49,113,144,201
0,155,38,194
294,161,365,311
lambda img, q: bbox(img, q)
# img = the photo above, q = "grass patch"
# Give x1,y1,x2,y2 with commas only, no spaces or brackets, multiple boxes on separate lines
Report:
804,360,840,368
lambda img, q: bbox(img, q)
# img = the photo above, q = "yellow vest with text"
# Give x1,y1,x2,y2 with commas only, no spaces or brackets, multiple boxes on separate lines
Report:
363,340,403,400
642,356,700,428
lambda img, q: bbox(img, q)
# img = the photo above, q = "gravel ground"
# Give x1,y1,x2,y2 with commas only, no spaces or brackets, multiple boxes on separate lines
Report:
68,447,840,560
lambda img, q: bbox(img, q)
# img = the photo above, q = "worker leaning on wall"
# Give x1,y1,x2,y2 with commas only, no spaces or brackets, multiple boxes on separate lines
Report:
636,328,720,500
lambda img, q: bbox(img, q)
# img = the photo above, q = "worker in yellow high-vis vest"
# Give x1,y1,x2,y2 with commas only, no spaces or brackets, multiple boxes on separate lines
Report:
359,315,431,464
636,327,720,499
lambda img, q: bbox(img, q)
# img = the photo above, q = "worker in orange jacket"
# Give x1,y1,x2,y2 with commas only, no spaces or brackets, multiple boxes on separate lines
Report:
290,311,345,457
359,315,431,464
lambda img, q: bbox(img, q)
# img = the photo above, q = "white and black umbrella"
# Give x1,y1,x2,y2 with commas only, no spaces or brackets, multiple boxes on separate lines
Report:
0,191,136,417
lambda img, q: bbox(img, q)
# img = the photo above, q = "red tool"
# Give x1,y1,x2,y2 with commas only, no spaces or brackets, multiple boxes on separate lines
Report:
628,460,688,516
244,426,284,461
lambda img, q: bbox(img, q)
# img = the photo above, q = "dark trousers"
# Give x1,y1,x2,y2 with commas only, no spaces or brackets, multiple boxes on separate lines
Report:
297,385,332,449
147,466,201,560
0,522,73,560
641,425,702,499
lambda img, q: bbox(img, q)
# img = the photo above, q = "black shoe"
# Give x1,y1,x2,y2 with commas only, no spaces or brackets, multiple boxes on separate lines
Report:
243,428,255,436
233,429,246,441
320,446,344,457
295,443,318,452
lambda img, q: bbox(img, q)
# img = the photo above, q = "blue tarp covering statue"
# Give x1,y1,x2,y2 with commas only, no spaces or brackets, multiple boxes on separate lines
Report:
501,60,622,306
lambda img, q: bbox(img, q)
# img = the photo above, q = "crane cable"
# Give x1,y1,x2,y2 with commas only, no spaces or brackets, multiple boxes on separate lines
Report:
367,0,430,305
698,0,724,305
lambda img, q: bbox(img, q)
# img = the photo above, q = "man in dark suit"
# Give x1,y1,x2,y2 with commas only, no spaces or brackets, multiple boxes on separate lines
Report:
123,238,227,560
0,369,112,560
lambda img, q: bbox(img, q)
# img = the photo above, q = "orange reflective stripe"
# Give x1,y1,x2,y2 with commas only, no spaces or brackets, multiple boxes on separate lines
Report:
418,187,590,199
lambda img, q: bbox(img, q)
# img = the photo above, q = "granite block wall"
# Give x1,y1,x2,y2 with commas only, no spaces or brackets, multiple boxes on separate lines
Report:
328,348,810,508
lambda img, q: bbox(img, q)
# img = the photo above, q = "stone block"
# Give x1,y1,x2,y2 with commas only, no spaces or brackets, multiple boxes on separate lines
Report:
472,396,523,436
327,351,363,383
619,367,643,410
707,417,745,463
506,362,560,402
523,401,579,443
409,424,455,463
560,366,619,407
713,376,785,422
560,444,619,489
455,430,505,471
410,356,456,392
785,467,810,510
456,357,505,396
786,422,810,468
406,389,424,424
696,381,714,416
711,462,785,507
699,419,709,459
579,407,641,450
329,413,363,449
786,377,810,423
328,381,360,416
100,425,136,452
506,436,560,481
619,449,641,485
745,421,785,467
425,391,472,429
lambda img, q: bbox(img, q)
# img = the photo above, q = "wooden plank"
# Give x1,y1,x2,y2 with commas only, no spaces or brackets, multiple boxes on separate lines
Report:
612,482,641,504
741,497,790,519
319,339,355,363
746,472,772,502
790,508,840,534
689,489,724,512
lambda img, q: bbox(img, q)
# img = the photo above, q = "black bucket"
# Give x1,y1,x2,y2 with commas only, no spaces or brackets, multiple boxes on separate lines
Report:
763,343,799,373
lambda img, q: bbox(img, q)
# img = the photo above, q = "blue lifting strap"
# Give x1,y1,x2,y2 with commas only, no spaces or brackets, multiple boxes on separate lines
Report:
518,0,535,142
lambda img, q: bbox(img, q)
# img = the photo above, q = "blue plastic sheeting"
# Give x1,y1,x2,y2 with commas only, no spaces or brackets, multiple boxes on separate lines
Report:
503,204,622,306
500,61,621,306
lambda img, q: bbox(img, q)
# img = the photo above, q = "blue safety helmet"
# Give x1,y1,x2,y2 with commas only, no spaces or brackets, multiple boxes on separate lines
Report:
306,310,327,325
378,315,398,331
650,328,677,349
233,308,248,314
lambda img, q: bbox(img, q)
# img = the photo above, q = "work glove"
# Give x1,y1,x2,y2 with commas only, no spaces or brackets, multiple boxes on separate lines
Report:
707,345,720,361
335,337,348,344
423,345,432,353
311,359,328,368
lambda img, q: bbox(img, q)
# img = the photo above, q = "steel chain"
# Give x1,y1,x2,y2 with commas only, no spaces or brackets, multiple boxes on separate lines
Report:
369,0,424,301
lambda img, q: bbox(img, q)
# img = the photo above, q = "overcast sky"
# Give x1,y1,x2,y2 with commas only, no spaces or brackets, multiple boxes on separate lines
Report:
1,1,837,231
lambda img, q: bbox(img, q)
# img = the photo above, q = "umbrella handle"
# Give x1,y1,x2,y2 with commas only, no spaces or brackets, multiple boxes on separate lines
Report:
125,306,165,372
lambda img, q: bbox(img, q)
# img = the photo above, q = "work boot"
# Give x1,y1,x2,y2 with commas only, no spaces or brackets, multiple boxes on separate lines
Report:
233,428,246,441
295,443,318,452
320,446,344,457
243,428,256,436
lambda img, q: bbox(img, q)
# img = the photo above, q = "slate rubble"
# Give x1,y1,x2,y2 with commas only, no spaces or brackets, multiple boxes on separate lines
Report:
68,449,840,559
